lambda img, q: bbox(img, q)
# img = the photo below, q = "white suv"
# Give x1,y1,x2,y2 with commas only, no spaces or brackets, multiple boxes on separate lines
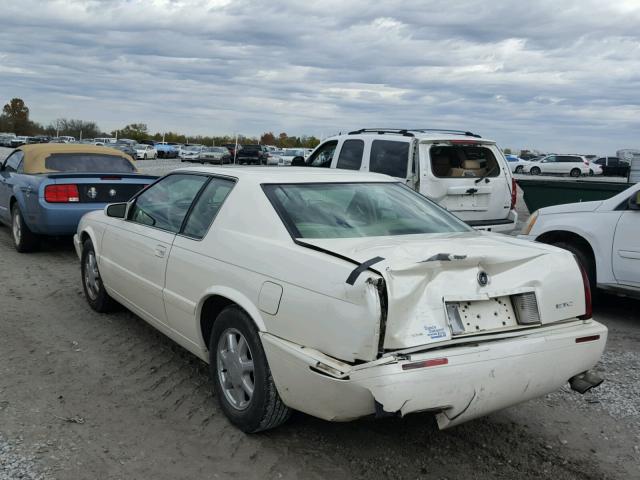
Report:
521,154,590,177
300,129,518,232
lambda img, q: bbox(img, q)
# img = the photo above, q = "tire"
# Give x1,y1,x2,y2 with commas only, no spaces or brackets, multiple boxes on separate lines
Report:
589,169,594,176
10,203,38,253
570,168,581,178
552,241,596,296
210,306,291,433
81,239,118,313
515,166,523,174
530,167,541,175
154,154,157,159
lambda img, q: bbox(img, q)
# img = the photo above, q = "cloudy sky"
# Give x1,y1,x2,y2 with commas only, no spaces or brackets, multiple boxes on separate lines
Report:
1,0,639,153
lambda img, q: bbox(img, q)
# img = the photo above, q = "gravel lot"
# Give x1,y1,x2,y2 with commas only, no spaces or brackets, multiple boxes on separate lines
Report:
1,151,639,479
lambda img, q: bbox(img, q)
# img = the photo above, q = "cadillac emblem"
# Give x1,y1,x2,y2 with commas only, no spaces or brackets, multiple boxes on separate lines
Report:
477,271,489,287
87,187,98,199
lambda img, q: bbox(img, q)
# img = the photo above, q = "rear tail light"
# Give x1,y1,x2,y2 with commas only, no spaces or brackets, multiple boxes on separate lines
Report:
510,177,517,210
511,292,541,325
449,140,480,145
576,260,593,320
44,184,80,203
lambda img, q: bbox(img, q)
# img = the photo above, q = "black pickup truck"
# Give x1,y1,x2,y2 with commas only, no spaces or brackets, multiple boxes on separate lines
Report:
236,145,267,165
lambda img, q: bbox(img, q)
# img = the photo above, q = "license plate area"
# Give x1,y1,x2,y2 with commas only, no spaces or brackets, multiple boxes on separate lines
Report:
446,296,519,336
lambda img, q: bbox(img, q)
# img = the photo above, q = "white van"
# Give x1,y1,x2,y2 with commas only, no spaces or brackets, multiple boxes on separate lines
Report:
301,129,518,232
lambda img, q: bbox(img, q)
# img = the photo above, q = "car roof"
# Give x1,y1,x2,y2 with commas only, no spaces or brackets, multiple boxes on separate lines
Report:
16,144,136,174
172,166,396,183
326,131,497,143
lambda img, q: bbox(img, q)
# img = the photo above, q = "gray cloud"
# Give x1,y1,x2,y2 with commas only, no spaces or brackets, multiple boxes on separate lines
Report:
1,0,639,153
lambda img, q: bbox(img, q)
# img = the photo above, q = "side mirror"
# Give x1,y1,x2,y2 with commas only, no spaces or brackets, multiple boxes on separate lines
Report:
105,202,127,218
629,191,640,210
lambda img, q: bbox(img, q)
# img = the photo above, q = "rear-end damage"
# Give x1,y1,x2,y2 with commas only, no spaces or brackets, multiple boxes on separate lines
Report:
261,319,607,427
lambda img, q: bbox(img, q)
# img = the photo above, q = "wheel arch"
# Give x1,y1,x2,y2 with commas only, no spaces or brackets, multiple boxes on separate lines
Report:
197,287,267,351
536,230,597,277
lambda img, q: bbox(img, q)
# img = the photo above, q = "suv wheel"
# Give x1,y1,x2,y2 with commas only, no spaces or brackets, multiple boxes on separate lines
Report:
11,204,38,253
210,306,291,432
570,168,581,177
530,166,541,175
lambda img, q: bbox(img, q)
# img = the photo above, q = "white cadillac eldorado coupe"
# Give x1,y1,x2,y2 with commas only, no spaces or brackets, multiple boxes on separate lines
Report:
74,167,607,433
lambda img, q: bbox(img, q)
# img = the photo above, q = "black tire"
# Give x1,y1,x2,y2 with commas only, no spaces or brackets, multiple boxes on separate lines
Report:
81,239,118,313
570,168,581,178
10,203,39,253
530,167,541,175
210,306,291,433
143,154,148,160
552,241,596,296
589,169,594,176
515,166,523,174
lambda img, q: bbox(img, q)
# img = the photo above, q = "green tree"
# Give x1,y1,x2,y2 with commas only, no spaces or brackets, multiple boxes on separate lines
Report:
112,123,149,142
2,98,31,135
260,132,276,145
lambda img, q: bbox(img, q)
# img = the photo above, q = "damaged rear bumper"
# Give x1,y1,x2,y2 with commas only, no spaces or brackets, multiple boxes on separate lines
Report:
261,319,607,428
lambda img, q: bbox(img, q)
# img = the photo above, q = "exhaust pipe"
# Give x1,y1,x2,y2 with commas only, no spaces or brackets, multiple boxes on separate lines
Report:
569,370,604,394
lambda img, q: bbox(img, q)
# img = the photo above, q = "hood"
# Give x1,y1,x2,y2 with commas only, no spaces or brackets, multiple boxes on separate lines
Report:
303,232,586,350
540,200,602,215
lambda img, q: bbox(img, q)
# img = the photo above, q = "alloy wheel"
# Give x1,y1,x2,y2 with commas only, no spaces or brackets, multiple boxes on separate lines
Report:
84,251,101,301
217,328,255,411
12,210,22,245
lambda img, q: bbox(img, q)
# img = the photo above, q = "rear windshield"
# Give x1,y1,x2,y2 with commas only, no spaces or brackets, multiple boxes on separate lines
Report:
263,182,470,239
44,153,136,173
430,145,500,178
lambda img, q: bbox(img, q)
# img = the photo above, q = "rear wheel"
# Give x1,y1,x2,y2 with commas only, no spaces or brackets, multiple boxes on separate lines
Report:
81,239,118,312
530,166,541,175
210,306,291,432
570,168,581,177
11,203,38,253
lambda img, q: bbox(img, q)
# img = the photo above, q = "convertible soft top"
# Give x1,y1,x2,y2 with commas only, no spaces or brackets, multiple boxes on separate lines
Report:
17,144,136,174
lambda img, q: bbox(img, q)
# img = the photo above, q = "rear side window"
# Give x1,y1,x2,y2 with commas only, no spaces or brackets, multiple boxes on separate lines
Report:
182,177,235,239
558,156,580,163
336,140,364,170
429,145,500,178
4,151,24,172
129,174,209,233
369,140,410,178
44,153,136,173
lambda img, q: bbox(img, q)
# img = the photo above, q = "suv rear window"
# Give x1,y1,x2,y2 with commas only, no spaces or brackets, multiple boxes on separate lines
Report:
44,153,136,173
369,140,410,178
430,145,500,178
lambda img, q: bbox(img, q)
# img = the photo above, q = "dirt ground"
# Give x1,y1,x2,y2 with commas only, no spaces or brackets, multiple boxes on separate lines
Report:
0,156,639,479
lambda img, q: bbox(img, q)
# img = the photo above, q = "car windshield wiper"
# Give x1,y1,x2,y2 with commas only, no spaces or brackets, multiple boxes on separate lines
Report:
474,164,500,184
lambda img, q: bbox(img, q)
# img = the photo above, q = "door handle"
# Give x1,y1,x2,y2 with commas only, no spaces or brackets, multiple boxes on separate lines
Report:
154,245,167,258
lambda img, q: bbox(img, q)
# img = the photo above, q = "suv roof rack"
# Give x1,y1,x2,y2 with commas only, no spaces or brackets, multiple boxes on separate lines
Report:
347,128,415,137
347,128,481,138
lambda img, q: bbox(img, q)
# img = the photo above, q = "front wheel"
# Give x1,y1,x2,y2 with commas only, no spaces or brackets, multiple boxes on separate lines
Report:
589,169,594,176
515,166,523,174
530,166,541,175
143,154,148,160
81,239,118,312
570,168,581,177
11,204,38,253
210,306,291,433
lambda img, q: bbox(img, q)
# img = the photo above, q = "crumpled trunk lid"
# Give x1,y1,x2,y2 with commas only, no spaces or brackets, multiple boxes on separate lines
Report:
303,232,586,350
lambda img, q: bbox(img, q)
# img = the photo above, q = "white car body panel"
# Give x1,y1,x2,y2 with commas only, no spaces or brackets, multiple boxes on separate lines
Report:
522,155,590,176
520,183,640,291
75,167,607,428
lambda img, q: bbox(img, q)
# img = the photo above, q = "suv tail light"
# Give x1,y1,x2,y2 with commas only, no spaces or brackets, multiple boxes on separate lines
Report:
510,178,517,210
44,184,80,203
576,260,592,320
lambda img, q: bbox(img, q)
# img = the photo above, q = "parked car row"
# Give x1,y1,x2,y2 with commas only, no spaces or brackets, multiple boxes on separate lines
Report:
507,153,630,178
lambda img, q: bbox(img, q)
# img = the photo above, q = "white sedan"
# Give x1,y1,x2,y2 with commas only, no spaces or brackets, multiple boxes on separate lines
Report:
74,167,606,432
520,183,640,297
133,144,157,160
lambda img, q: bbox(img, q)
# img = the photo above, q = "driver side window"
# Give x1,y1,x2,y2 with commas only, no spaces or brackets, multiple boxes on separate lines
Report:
305,141,338,168
129,174,208,233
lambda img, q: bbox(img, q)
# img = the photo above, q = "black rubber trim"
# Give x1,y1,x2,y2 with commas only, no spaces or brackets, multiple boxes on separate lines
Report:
346,256,385,285
465,218,514,227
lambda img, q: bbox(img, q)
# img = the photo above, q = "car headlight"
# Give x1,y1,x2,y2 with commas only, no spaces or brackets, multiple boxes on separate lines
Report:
522,210,539,235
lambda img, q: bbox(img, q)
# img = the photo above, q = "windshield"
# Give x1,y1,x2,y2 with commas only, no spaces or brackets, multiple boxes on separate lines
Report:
44,153,136,173
263,182,470,239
